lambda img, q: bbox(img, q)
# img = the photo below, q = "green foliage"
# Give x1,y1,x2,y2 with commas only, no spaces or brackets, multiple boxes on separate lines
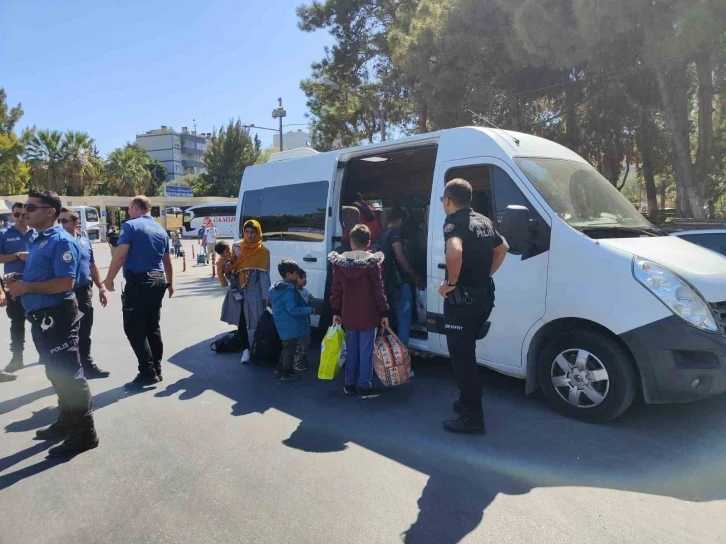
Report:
201,119,261,197
105,143,153,197
25,128,103,196
0,89,29,195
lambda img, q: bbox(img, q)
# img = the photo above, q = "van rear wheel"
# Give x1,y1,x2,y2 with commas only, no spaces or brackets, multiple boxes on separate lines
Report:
538,330,637,423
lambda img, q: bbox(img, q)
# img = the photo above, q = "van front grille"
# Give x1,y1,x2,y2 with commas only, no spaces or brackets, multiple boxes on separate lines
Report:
711,301,726,331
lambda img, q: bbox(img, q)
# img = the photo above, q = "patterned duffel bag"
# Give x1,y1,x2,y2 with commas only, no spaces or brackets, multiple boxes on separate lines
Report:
373,326,412,387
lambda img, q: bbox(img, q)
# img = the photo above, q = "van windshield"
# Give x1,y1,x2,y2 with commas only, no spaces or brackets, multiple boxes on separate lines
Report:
515,157,660,235
85,208,99,222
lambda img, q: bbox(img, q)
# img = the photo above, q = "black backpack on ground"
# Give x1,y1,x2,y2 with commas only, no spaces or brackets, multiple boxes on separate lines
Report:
210,331,243,354
252,310,283,364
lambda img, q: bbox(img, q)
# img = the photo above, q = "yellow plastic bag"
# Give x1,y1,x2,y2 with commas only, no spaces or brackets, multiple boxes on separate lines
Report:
318,325,347,380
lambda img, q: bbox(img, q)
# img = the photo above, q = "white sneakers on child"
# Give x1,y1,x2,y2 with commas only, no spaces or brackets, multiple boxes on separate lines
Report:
241,349,251,364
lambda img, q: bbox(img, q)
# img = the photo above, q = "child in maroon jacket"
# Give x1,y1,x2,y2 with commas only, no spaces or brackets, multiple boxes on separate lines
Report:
329,224,389,398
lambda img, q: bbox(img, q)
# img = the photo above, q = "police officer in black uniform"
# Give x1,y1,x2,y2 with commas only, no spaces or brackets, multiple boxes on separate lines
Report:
103,195,173,388
5,190,98,455
0,282,16,382
438,178,508,434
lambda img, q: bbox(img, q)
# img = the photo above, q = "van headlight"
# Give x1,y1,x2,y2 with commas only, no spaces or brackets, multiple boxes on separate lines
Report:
633,258,718,332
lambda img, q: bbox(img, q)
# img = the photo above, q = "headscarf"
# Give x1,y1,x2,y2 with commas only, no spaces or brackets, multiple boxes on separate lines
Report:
232,219,270,287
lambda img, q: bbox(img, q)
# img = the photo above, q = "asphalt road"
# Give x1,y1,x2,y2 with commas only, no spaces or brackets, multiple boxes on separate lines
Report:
1,241,725,544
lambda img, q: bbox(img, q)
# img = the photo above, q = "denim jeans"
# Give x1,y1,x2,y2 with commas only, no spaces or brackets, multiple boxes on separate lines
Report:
345,328,376,389
392,283,413,347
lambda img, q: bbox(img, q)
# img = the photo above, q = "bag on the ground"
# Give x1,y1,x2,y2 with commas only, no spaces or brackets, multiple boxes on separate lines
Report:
318,324,347,380
210,331,243,353
373,326,411,387
197,253,207,265
252,308,282,363
415,288,427,326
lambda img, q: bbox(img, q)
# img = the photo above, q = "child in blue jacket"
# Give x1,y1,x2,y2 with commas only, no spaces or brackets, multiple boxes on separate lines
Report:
269,260,313,381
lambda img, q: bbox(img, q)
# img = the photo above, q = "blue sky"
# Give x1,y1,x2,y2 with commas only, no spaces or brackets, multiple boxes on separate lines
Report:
1,0,332,156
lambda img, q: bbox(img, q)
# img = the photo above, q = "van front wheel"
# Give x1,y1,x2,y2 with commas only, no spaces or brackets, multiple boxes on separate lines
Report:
538,330,637,423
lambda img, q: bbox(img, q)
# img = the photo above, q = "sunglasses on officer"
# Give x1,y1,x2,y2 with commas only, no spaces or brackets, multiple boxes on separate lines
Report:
12,212,22,218
59,218,77,224
23,203,54,213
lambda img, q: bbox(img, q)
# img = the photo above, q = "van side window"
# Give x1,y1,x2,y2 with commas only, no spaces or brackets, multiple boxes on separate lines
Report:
241,180,329,242
491,166,531,226
444,166,494,219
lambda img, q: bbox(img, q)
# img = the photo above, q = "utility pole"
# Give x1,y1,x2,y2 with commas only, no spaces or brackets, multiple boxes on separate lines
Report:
272,98,287,152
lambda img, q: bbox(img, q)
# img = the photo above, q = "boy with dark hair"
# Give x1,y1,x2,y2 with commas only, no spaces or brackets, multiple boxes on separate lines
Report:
269,259,313,381
294,268,312,371
329,224,389,398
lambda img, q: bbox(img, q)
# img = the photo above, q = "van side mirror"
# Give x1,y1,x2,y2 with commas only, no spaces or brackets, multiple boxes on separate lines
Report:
500,205,534,256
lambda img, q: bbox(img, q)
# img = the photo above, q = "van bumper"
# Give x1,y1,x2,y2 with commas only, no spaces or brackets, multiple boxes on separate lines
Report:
619,315,726,404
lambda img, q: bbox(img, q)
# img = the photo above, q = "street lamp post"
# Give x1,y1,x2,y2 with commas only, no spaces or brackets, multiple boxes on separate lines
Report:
318,79,385,142
272,98,287,151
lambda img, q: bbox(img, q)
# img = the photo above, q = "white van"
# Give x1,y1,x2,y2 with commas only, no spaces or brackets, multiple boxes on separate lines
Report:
70,205,101,242
235,127,726,422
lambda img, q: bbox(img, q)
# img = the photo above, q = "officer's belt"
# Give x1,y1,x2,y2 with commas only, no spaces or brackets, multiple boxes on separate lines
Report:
123,271,165,285
26,298,75,324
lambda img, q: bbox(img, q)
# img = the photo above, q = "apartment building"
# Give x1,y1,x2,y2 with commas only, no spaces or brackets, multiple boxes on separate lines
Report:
136,126,210,181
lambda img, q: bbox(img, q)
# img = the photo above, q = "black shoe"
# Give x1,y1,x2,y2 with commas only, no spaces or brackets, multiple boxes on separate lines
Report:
443,415,486,434
154,364,163,382
156,372,163,382
0,370,17,382
36,419,71,440
83,364,110,379
279,372,298,382
48,428,99,457
453,400,469,415
125,373,160,388
5,355,23,373
293,361,308,372
343,384,357,396
359,387,382,399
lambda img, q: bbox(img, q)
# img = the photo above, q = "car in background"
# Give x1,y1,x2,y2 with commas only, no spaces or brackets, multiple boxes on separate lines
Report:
671,229,726,257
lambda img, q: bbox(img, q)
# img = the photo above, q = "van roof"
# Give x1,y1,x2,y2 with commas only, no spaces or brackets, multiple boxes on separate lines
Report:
253,126,585,166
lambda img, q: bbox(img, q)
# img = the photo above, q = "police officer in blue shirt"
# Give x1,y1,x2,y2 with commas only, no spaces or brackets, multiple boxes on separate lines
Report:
5,190,98,456
59,207,110,378
0,202,35,373
104,195,173,387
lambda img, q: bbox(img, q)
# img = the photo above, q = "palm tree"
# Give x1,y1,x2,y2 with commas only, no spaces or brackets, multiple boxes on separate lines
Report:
106,144,151,196
62,130,102,195
25,129,65,192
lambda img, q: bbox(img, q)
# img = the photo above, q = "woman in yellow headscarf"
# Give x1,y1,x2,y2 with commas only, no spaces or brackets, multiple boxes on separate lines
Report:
233,219,270,363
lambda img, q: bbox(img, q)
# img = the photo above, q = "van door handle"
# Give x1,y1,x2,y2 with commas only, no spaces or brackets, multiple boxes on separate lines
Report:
438,263,446,270
303,257,317,262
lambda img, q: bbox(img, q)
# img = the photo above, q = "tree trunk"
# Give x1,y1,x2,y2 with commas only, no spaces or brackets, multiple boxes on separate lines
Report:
659,175,667,210
565,79,579,151
418,102,428,134
508,92,521,131
695,49,714,208
653,58,705,218
638,106,659,220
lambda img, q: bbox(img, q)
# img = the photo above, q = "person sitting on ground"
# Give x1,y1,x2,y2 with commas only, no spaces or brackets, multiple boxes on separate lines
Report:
294,268,313,372
329,224,389,399
269,260,313,382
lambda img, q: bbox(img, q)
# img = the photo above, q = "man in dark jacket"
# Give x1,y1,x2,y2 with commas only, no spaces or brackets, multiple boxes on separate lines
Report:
329,224,389,399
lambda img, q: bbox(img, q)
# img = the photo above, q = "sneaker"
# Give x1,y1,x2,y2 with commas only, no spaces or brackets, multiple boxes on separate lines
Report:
240,349,251,364
293,361,308,372
279,372,298,382
36,419,71,440
5,355,23,373
359,387,382,399
443,415,486,434
48,428,99,457
0,370,17,382
343,384,357,395
125,373,160,389
83,364,110,379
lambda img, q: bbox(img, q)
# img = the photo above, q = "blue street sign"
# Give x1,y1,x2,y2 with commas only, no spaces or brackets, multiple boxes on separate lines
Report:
165,185,194,197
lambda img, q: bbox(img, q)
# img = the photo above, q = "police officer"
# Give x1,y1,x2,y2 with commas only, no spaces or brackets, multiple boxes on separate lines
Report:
59,207,110,378
0,282,17,382
0,202,35,373
103,195,173,387
5,190,98,456
438,179,508,434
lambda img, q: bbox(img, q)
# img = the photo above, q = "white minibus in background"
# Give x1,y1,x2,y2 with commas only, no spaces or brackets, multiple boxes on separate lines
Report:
71,205,101,242
181,203,236,238
236,127,726,422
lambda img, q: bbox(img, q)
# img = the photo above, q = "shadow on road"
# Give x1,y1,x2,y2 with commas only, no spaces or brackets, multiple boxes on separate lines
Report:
0,386,55,417
160,337,726,542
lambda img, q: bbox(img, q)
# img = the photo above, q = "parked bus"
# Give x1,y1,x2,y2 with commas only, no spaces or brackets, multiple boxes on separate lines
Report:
181,203,237,238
